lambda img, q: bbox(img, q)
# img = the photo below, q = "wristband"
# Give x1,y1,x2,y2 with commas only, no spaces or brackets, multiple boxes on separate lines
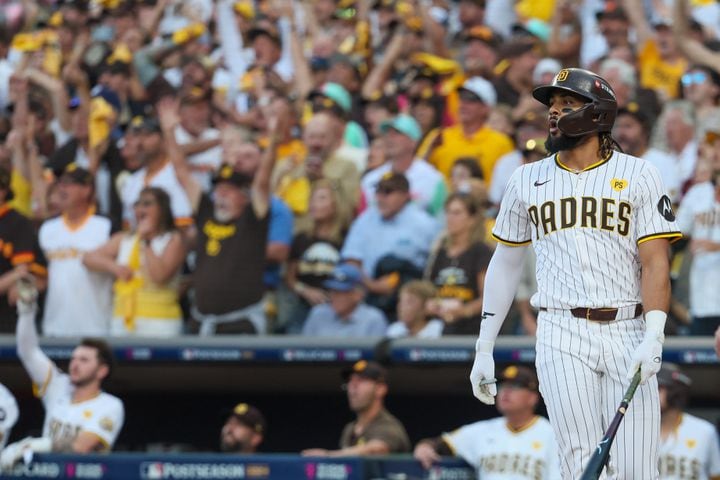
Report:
475,339,494,354
644,310,667,343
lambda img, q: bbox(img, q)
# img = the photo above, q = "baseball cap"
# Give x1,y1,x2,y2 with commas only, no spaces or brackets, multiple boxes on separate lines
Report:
227,403,266,434
129,115,162,134
379,114,422,142
498,38,539,59
458,76,497,107
464,25,499,48
595,2,627,21
376,171,410,193
657,363,692,389
60,163,94,186
341,360,387,382
91,85,122,113
323,263,364,292
212,164,253,190
248,22,282,47
498,365,539,392
309,82,352,113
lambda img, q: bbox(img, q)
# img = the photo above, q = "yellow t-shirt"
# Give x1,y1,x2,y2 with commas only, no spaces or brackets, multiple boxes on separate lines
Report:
638,40,687,100
9,170,32,218
428,125,514,183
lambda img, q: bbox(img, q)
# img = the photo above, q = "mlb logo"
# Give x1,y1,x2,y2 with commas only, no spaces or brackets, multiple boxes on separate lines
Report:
140,462,164,479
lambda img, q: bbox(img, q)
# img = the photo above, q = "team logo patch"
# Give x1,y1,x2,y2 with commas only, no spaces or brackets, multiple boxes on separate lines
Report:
611,178,628,191
83,409,93,419
556,69,569,82
100,417,114,432
657,195,675,221
532,441,543,450
686,439,697,449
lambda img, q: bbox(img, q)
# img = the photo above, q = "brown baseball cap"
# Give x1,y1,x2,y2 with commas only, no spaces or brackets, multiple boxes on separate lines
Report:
376,171,410,193
498,365,539,392
228,403,266,434
60,163,94,186
212,164,253,190
464,25,499,48
342,360,387,382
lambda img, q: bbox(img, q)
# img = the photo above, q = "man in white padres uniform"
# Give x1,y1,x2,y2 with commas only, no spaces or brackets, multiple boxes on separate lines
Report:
415,365,560,479
9,289,123,458
657,364,720,480
470,68,682,479
39,165,112,336
0,383,18,450
675,166,720,335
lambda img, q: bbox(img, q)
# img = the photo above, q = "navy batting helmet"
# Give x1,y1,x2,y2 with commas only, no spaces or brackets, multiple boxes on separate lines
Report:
533,68,618,137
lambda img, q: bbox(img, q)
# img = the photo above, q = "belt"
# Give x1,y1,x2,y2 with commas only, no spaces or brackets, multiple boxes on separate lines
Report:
539,304,643,321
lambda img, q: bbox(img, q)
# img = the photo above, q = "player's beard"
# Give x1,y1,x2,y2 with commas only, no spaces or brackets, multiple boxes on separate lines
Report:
544,132,586,154
220,433,250,453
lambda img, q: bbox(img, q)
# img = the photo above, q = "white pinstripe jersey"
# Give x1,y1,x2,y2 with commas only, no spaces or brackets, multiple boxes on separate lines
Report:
675,182,720,317
659,413,720,480
442,415,561,480
36,366,124,452
493,151,682,309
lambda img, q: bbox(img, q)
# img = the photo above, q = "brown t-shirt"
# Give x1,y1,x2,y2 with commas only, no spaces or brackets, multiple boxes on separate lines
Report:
428,241,492,335
193,195,269,314
339,408,411,453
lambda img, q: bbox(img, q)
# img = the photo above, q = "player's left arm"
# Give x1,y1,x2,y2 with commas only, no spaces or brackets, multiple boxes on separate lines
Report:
629,238,672,384
639,239,672,314
72,400,124,453
70,432,109,454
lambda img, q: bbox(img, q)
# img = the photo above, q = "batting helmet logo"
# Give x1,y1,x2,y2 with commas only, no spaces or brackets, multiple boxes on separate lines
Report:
533,68,618,137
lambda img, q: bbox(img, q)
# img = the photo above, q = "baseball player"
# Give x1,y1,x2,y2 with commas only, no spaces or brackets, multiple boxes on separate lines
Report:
2,279,124,468
414,365,560,479
469,68,682,479
0,383,18,450
674,160,720,335
657,364,720,480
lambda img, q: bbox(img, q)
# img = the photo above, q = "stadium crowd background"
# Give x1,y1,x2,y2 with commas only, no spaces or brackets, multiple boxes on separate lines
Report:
0,0,718,467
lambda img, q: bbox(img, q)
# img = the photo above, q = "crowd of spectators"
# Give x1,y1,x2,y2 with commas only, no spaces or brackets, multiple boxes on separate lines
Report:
0,0,718,341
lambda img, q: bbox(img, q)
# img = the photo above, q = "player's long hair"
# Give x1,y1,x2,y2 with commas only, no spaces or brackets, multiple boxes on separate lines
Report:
599,132,624,160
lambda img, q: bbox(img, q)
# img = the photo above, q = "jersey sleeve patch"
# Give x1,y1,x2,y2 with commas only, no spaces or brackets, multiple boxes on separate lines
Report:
657,195,675,221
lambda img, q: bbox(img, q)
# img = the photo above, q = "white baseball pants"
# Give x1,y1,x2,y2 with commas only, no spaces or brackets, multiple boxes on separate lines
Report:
535,310,660,479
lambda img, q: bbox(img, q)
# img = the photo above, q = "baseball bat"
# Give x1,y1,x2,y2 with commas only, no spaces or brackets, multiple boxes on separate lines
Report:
579,369,642,480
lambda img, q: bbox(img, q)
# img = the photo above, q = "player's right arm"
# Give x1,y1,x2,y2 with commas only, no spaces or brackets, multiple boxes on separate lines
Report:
413,437,453,469
15,288,54,392
471,169,531,403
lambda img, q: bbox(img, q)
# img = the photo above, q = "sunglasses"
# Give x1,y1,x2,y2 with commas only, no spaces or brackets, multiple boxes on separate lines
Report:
681,71,708,86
